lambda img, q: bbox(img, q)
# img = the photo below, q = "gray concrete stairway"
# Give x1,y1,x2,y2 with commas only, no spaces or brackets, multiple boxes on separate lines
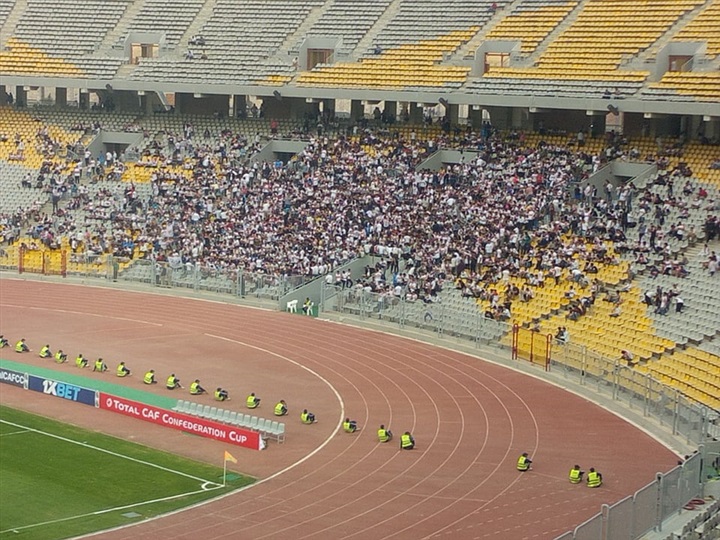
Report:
351,0,402,60
0,0,29,47
625,0,713,71
177,0,220,52
455,0,525,61
95,0,146,55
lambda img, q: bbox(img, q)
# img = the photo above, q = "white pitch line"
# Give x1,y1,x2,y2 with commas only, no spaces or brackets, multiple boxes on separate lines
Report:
2,303,163,327
0,484,224,535
0,429,30,437
0,419,221,485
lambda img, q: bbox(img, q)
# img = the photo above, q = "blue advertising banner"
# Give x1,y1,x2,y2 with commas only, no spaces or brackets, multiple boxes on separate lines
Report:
0,367,27,388
27,375,96,406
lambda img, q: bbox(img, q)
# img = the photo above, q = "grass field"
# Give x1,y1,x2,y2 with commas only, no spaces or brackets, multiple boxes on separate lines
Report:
0,405,255,539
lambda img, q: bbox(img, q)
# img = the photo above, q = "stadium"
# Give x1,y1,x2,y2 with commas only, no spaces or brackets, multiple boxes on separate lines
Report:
1,0,720,539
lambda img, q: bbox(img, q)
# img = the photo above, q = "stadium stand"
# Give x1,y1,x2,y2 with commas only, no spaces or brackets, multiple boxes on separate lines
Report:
0,0,13,27
116,0,206,48
296,0,393,53
672,0,720,57
468,0,708,98
483,0,579,55
643,71,720,102
128,0,325,85
0,0,129,77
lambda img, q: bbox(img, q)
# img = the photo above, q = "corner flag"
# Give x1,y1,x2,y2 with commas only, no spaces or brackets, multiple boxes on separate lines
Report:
224,450,237,464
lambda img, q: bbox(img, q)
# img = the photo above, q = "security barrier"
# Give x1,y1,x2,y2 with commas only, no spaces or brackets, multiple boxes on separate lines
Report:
556,450,708,540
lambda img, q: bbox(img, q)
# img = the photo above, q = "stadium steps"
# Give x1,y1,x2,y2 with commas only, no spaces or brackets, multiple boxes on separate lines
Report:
456,0,525,61
350,0,403,61
626,0,713,71
0,0,28,46
95,0,147,55
515,0,590,67
282,0,333,56
177,0,220,52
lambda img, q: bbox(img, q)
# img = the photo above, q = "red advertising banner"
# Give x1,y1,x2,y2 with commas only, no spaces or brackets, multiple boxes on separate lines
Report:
99,393,261,450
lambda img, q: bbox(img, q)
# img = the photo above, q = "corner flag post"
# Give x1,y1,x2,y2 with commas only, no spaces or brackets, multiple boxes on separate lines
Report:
223,450,237,485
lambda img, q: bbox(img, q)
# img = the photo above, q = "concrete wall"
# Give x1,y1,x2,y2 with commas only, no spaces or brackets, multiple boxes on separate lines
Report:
250,140,310,165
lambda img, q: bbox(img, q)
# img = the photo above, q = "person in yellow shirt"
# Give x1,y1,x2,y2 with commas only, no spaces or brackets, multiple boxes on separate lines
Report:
587,467,603,488
214,387,229,401
400,431,415,450
75,354,88,368
54,350,68,363
247,393,261,409
15,339,30,353
189,379,206,395
377,424,393,442
343,418,358,433
116,362,131,377
144,370,157,384
93,358,108,372
166,373,182,389
274,400,288,416
517,452,532,472
569,465,584,484
39,344,52,358
0,335,9,348
301,409,316,424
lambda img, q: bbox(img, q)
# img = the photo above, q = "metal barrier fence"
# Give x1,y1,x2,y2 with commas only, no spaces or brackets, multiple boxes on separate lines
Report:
6,253,308,301
562,450,708,540
322,285,511,345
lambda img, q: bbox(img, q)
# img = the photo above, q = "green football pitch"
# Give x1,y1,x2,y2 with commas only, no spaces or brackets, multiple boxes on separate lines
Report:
0,405,254,540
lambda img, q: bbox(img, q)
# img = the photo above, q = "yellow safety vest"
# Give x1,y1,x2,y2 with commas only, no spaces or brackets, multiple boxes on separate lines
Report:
301,411,312,423
401,433,413,448
569,468,582,483
144,371,155,384
274,402,286,416
587,471,602,488
76,355,85,368
166,376,177,388
190,382,201,394
214,389,224,400
116,364,128,377
247,395,258,408
39,346,51,357
517,455,530,471
378,429,389,442
343,421,354,432
15,341,25,352
55,351,65,363
95,359,105,371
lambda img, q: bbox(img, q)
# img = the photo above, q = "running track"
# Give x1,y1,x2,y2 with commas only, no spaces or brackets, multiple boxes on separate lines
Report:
0,279,680,539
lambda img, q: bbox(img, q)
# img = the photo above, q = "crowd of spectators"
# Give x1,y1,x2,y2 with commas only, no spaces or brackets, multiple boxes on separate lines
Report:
3,120,718,315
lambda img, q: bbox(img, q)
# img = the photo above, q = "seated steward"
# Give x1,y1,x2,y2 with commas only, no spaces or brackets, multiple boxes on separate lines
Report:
247,393,261,409
301,409,316,424
274,400,288,416
400,431,415,450
377,425,393,442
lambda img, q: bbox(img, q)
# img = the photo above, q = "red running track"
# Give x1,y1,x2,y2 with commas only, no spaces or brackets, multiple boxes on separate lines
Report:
0,279,679,539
